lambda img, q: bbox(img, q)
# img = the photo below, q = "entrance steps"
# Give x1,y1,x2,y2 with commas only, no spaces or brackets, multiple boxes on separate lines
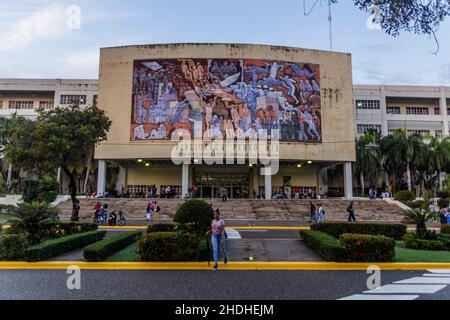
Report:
57,198,407,221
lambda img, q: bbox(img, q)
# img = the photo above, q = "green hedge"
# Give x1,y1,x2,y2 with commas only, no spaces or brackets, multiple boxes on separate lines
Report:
83,231,141,261
137,232,198,261
403,234,446,251
310,222,407,240
9,221,98,241
441,225,450,234
146,223,177,233
0,234,28,261
197,238,212,262
300,230,347,261
25,230,106,261
340,233,396,262
394,190,415,202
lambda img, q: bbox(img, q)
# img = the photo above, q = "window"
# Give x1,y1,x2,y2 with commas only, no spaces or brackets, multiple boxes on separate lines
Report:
39,101,54,109
387,106,401,114
357,124,382,134
93,95,98,106
406,107,429,115
60,95,87,105
356,100,380,110
8,101,34,109
388,129,396,135
434,107,441,115
407,129,430,137
435,130,443,139
448,108,450,116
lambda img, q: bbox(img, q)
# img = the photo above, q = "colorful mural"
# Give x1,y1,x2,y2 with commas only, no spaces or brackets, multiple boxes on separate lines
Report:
131,58,321,142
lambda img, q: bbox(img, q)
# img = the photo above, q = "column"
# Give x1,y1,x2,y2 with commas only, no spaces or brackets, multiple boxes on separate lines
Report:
182,163,189,198
440,87,449,137
318,167,328,195
252,167,259,198
380,85,388,136
97,160,106,195
116,166,127,195
6,164,12,186
343,162,353,198
56,167,61,183
264,167,272,200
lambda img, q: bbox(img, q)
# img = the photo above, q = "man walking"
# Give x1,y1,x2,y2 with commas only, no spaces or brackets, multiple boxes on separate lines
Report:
347,201,356,222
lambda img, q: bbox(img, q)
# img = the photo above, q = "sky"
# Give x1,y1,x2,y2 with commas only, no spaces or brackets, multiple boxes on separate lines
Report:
0,0,449,85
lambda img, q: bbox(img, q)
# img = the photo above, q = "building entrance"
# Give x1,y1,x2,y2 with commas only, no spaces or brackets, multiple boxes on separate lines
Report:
193,171,250,199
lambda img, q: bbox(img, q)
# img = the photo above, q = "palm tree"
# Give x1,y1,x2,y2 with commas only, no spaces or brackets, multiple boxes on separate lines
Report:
422,136,450,190
381,128,423,192
355,130,381,196
402,208,436,234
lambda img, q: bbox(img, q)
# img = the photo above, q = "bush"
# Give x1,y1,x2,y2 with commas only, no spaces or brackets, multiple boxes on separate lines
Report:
437,234,450,250
197,238,212,262
137,232,198,261
310,222,407,240
403,234,445,251
394,190,416,202
437,190,450,199
441,224,450,234
174,199,214,234
21,177,59,203
0,234,29,261
340,233,396,262
300,230,347,261
437,198,450,209
25,230,106,261
147,223,177,233
408,200,425,210
83,231,142,261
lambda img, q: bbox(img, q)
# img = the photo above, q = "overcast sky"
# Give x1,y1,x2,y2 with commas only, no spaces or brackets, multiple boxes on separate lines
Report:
0,0,449,85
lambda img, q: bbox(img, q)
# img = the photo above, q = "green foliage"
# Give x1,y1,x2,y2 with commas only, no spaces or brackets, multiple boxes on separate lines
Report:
403,234,446,251
437,198,450,209
310,222,407,240
83,231,142,262
402,208,436,233
394,190,416,202
21,177,58,203
137,232,198,261
174,199,214,234
441,225,450,235
407,199,425,210
197,238,212,262
25,230,106,262
340,233,396,262
300,230,347,262
437,190,450,199
146,223,177,233
4,201,59,244
35,221,98,241
0,234,29,261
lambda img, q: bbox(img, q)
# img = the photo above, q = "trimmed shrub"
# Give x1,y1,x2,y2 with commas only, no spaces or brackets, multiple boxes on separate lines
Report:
137,232,198,261
403,234,446,251
197,238,212,262
147,223,177,233
300,230,347,261
310,222,407,240
0,234,29,261
394,190,415,202
437,190,450,199
25,230,106,261
9,221,98,241
437,198,450,209
21,177,58,203
174,199,214,234
83,231,142,261
340,233,396,262
441,224,450,234
437,234,450,250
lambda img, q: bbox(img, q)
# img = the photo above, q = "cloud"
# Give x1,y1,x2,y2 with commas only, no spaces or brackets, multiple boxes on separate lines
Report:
0,4,67,52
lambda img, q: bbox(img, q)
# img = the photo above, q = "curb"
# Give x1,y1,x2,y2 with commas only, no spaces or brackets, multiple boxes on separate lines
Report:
1,261,450,270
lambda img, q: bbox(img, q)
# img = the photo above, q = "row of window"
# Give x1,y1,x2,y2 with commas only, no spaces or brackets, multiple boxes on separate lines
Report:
0,95,97,110
358,124,450,138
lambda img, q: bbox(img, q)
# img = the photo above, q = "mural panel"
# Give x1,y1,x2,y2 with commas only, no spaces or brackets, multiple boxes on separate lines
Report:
131,58,321,142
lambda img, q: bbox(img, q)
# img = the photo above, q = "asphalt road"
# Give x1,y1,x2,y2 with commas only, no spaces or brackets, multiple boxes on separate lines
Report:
2,269,450,300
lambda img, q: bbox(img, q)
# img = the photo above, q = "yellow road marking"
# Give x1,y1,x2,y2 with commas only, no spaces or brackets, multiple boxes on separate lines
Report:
1,261,450,270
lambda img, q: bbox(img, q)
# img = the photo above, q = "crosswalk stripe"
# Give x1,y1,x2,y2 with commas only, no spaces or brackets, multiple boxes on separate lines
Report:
363,284,446,294
225,228,241,239
395,277,450,284
339,294,419,300
427,269,450,274
423,274,450,277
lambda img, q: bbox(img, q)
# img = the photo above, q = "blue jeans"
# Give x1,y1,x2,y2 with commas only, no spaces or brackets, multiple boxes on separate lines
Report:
212,234,228,266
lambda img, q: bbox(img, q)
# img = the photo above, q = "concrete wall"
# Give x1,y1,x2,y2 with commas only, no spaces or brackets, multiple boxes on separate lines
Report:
95,43,355,162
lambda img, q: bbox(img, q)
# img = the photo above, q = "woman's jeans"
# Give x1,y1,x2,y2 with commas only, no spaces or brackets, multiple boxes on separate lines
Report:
212,234,228,265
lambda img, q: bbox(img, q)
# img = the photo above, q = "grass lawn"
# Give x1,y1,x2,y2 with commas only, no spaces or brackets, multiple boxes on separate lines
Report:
395,241,450,262
107,242,139,262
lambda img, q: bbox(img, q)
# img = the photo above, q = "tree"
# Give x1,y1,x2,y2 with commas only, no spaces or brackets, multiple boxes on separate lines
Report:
355,129,381,195
421,136,450,190
402,208,436,234
5,106,112,220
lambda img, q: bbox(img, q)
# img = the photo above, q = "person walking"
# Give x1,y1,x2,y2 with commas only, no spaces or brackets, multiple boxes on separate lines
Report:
309,201,316,223
347,201,356,222
316,203,325,223
152,200,160,221
222,187,229,202
439,207,448,225
209,209,228,271
145,203,152,222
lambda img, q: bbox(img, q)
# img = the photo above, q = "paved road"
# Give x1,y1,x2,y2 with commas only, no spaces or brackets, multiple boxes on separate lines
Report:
2,269,450,300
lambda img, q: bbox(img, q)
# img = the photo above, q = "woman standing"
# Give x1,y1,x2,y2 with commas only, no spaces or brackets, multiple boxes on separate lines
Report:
146,203,152,222
152,201,160,221
210,209,228,271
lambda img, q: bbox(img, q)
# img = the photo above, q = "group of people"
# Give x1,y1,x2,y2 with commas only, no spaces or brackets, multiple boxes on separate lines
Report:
309,201,356,223
145,201,161,222
93,202,126,226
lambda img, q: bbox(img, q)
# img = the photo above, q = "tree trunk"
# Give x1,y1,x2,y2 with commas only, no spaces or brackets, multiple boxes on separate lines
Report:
406,164,412,191
438,170,443,191
62,166,79,221
360,172,365,196
6,164,12,189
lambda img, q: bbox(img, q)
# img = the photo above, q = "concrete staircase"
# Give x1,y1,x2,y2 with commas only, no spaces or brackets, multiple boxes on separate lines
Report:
57,198,407,222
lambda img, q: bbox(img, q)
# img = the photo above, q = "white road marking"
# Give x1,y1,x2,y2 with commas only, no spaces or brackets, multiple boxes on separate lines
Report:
363,284,446,294
238,230,268,233
394,277,450,284
339,294,419,300
423,274,450,277
225,228,241,239
427,269,450,274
